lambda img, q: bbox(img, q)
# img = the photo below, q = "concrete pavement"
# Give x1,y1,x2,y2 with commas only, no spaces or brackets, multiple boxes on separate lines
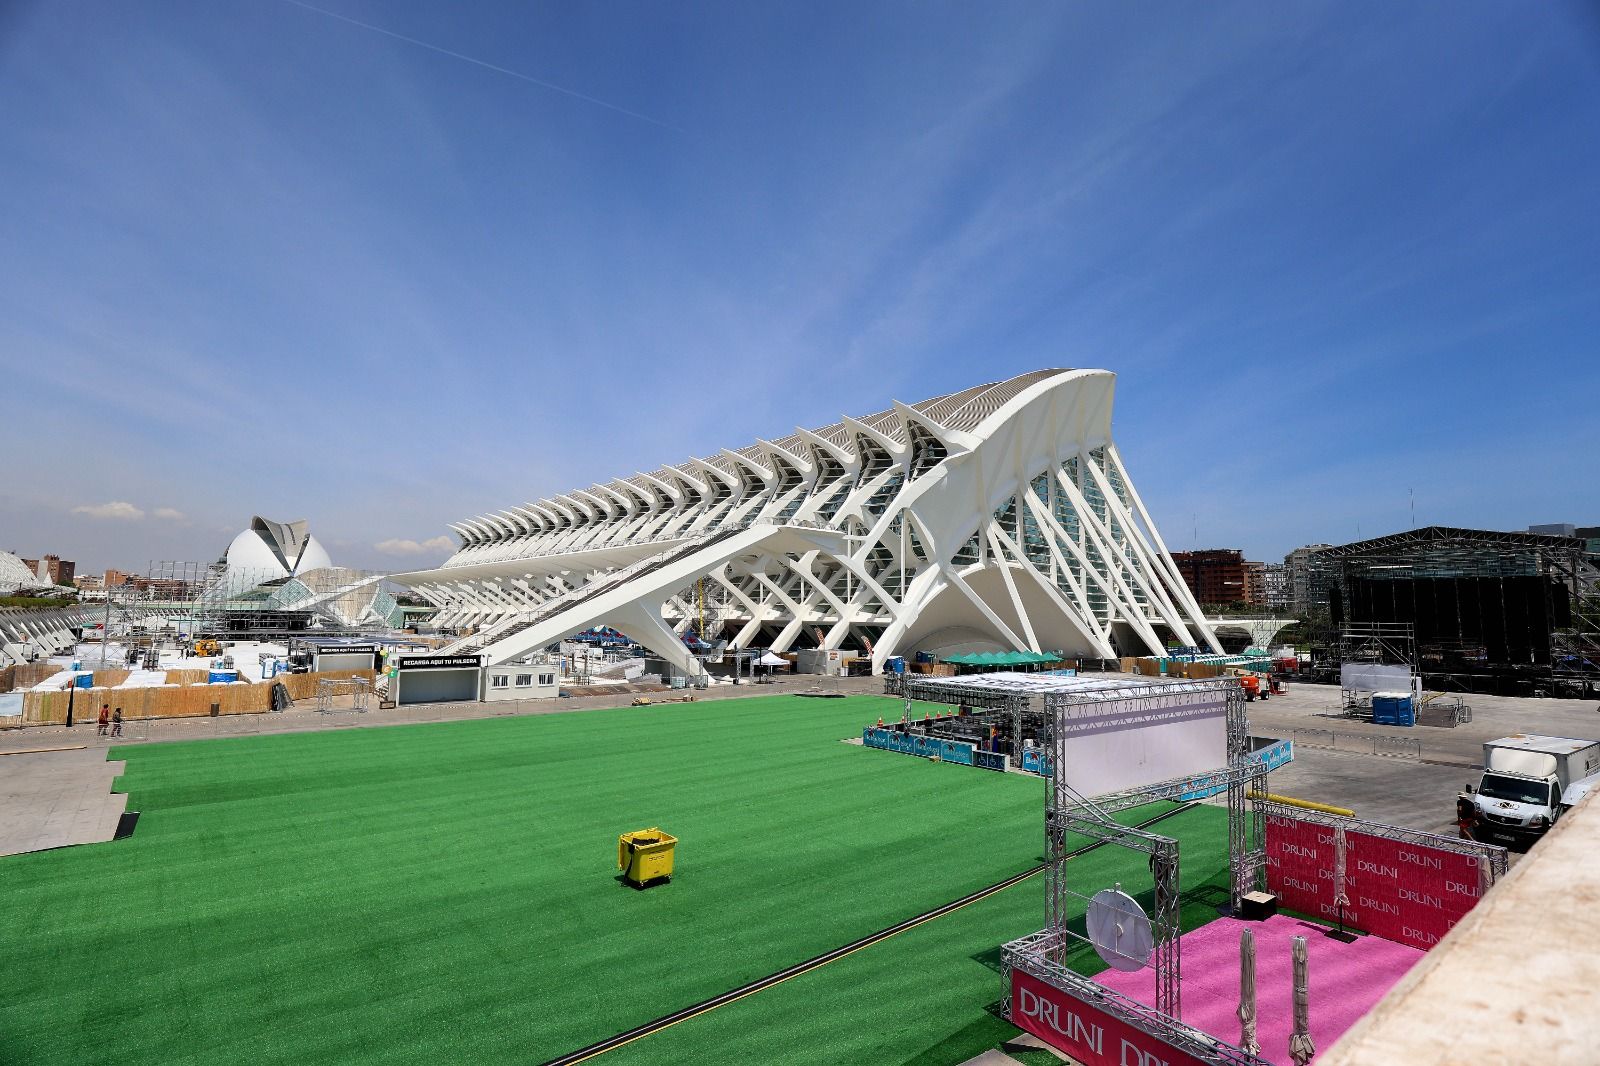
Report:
1243,680,1600,766
0,746,126,856
1239,680,1600,840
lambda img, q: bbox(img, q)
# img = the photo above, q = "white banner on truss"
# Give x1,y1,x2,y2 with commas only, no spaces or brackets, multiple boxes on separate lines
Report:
1060,692,1228,798
1340,663,1421,703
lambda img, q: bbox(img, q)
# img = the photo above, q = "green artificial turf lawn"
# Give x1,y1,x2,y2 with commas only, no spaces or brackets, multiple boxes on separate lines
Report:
2,694,1072,1066
600,804,1233,1065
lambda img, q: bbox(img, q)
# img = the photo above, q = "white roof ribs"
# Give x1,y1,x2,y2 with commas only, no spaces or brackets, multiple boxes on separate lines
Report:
448,369,1078,548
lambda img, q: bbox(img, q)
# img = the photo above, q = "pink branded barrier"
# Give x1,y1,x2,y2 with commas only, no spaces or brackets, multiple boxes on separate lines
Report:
1010,969,1212,1066
1264,809,1492,951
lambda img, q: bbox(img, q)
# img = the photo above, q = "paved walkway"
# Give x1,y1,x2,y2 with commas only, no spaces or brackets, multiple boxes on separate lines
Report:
0,674,886,753
0,746,127,856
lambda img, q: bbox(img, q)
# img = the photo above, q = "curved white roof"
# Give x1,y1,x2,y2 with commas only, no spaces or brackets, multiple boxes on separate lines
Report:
0,551,54,595
448,368,1094,549
224,516,334,582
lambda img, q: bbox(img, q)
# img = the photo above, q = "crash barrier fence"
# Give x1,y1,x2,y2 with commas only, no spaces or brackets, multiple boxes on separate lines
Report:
1338,696,1472,727
0,663,71,692
10,668,378,726
1293,727,1422,760
861,727,1006,770
1261,801,1507,952
12,695,513,740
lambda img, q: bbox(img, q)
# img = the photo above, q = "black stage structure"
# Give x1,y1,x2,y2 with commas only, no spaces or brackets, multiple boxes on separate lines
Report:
1316,527,1599,697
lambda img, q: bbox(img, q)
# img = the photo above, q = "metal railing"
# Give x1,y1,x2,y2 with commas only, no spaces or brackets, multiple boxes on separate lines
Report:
315,676,372,715
1292,727,1421,760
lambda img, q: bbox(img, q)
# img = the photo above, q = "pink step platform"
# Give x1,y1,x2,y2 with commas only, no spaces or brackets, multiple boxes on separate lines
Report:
1093,914,1424,1064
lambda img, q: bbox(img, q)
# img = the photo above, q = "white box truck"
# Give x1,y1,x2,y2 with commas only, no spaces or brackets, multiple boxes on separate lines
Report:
1466,735,1600,847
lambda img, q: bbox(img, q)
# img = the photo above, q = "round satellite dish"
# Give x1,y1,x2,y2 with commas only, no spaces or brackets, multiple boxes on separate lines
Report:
1086,887,1154,972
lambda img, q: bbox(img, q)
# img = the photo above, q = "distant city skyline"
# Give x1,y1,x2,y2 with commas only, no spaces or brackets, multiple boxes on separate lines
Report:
3,2,1596,576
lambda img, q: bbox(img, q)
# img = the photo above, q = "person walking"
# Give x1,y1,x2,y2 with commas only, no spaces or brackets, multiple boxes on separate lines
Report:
111,707,123,738
1456,793,1478,841
97,704,110,736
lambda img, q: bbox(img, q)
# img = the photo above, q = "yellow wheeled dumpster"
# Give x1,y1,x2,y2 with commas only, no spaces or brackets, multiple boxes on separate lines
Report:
618,828,677,888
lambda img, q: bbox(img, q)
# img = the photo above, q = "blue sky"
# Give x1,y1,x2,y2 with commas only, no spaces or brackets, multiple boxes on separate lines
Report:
2,1,1597,576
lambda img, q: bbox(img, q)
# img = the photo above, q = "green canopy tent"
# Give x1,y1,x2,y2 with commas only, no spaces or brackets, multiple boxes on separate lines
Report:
939,650,1066,671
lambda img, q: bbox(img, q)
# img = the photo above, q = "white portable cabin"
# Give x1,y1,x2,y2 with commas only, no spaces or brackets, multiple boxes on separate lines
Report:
482,664,559,702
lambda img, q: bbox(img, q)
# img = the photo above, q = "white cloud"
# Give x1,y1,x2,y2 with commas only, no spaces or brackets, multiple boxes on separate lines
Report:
72,501,145,520
152,507,186,521
374,535,456,556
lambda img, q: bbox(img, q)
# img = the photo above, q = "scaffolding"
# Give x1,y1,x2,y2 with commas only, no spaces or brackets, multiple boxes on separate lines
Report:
86,581,151,667
896,672,1268,1028
1039,678,1266,1016
1335,621,1417,669
140,560,394,638
957,673,1271,1064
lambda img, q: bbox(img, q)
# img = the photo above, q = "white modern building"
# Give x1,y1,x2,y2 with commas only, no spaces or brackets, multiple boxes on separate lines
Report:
181,516,398,631
0,551,56,597
223,516,335,593
394,369,1220,679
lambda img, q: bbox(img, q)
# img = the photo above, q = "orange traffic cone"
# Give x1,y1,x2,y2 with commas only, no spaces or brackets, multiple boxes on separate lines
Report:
876,716,884,728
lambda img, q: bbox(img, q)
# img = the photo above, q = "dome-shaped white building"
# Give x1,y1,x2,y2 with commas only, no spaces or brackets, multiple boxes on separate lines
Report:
207,516,395,630
224,516,334,587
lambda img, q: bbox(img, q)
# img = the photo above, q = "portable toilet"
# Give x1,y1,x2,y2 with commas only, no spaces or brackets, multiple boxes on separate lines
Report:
1371,692,1399,725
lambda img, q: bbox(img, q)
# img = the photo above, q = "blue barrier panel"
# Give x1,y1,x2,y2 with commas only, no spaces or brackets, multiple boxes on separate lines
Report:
1252,738,1293,772
973,750,1007,772
943,741,975,766
862,729,984,770
1177,773,1226,801
1020,749,1053,776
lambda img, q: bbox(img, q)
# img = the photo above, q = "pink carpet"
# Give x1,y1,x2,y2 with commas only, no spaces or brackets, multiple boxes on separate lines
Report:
1093,915,1423,1064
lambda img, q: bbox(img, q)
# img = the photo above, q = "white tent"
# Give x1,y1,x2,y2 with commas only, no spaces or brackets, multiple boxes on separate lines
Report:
755,651,789,668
